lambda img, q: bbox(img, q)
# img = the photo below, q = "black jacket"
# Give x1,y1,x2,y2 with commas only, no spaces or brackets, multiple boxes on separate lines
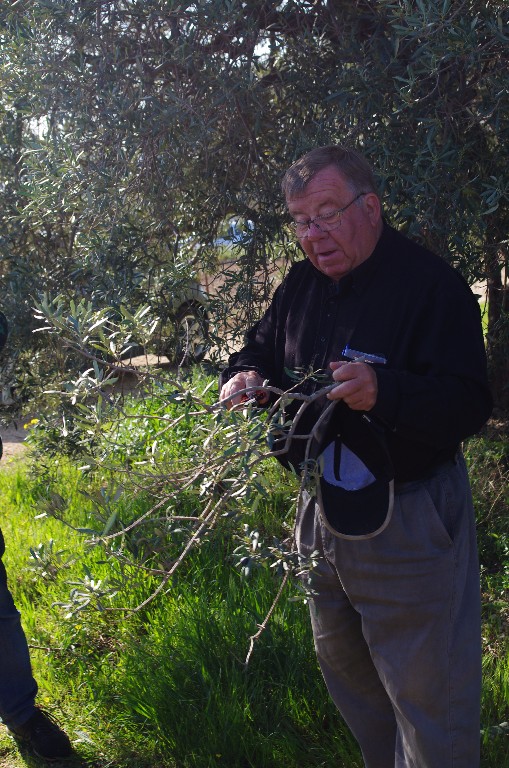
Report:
0,313,7,353
221,225,492,481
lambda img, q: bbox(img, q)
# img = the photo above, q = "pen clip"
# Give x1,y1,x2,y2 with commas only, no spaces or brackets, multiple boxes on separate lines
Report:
342,345,387,365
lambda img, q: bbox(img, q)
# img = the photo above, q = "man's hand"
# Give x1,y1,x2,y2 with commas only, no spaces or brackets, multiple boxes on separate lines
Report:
327,360,378,411
220,370,269,410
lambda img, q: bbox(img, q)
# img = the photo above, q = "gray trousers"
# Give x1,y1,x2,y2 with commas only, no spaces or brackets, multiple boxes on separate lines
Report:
296,455,481,768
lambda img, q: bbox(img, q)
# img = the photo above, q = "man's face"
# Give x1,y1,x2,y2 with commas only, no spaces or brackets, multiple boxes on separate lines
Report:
286,165,382,282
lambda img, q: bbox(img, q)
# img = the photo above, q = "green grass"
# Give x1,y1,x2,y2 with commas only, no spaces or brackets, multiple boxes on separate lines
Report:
0,459,361,767
0,398,507,767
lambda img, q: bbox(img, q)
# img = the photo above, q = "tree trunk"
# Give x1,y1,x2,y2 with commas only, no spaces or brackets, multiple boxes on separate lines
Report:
486,245,509,413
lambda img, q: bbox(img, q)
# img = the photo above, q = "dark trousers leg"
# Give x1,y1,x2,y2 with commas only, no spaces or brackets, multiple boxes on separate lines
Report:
0,528,38,728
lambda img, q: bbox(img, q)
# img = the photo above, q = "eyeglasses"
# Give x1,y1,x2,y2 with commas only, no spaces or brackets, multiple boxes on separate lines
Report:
290,192,367,238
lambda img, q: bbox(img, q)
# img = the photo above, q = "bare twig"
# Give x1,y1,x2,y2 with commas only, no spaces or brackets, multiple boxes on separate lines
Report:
244,568,291,668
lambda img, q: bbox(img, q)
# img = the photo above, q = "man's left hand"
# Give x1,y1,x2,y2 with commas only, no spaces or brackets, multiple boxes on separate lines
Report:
327,361,378,411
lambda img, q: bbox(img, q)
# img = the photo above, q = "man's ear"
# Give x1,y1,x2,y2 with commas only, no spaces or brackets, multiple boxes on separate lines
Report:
364,193,382,226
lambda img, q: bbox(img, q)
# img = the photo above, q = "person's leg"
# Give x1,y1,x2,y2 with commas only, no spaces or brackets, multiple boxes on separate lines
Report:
326,457,481,768
295,491,397,768
0,528,72,760
0,527,38,728
388,457,481,768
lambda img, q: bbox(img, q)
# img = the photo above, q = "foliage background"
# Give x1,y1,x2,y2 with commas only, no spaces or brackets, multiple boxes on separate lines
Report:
0,0,508,407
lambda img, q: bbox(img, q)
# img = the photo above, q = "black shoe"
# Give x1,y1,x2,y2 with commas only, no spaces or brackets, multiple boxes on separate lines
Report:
8,707,72,761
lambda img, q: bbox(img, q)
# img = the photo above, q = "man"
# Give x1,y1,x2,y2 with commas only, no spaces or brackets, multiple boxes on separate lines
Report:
0,311,72,761
220,146,492,768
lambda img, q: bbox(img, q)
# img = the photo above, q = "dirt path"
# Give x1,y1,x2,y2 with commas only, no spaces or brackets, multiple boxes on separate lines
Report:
0,356,171,466
0,416,34,463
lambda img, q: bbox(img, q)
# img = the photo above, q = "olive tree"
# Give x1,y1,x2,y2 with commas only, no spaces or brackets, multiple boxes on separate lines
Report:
1,0,507,407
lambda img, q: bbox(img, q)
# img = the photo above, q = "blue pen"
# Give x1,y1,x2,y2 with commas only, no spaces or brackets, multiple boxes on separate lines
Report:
342,345,387,365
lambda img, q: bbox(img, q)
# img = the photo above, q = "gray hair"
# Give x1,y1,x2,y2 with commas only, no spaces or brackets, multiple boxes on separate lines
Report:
282,145,379,199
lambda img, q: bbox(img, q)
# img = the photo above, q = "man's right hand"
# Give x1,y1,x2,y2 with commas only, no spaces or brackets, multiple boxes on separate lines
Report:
220,370,269,409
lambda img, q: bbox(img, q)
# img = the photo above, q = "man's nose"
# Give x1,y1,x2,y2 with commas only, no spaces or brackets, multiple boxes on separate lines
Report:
306,221,326,239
